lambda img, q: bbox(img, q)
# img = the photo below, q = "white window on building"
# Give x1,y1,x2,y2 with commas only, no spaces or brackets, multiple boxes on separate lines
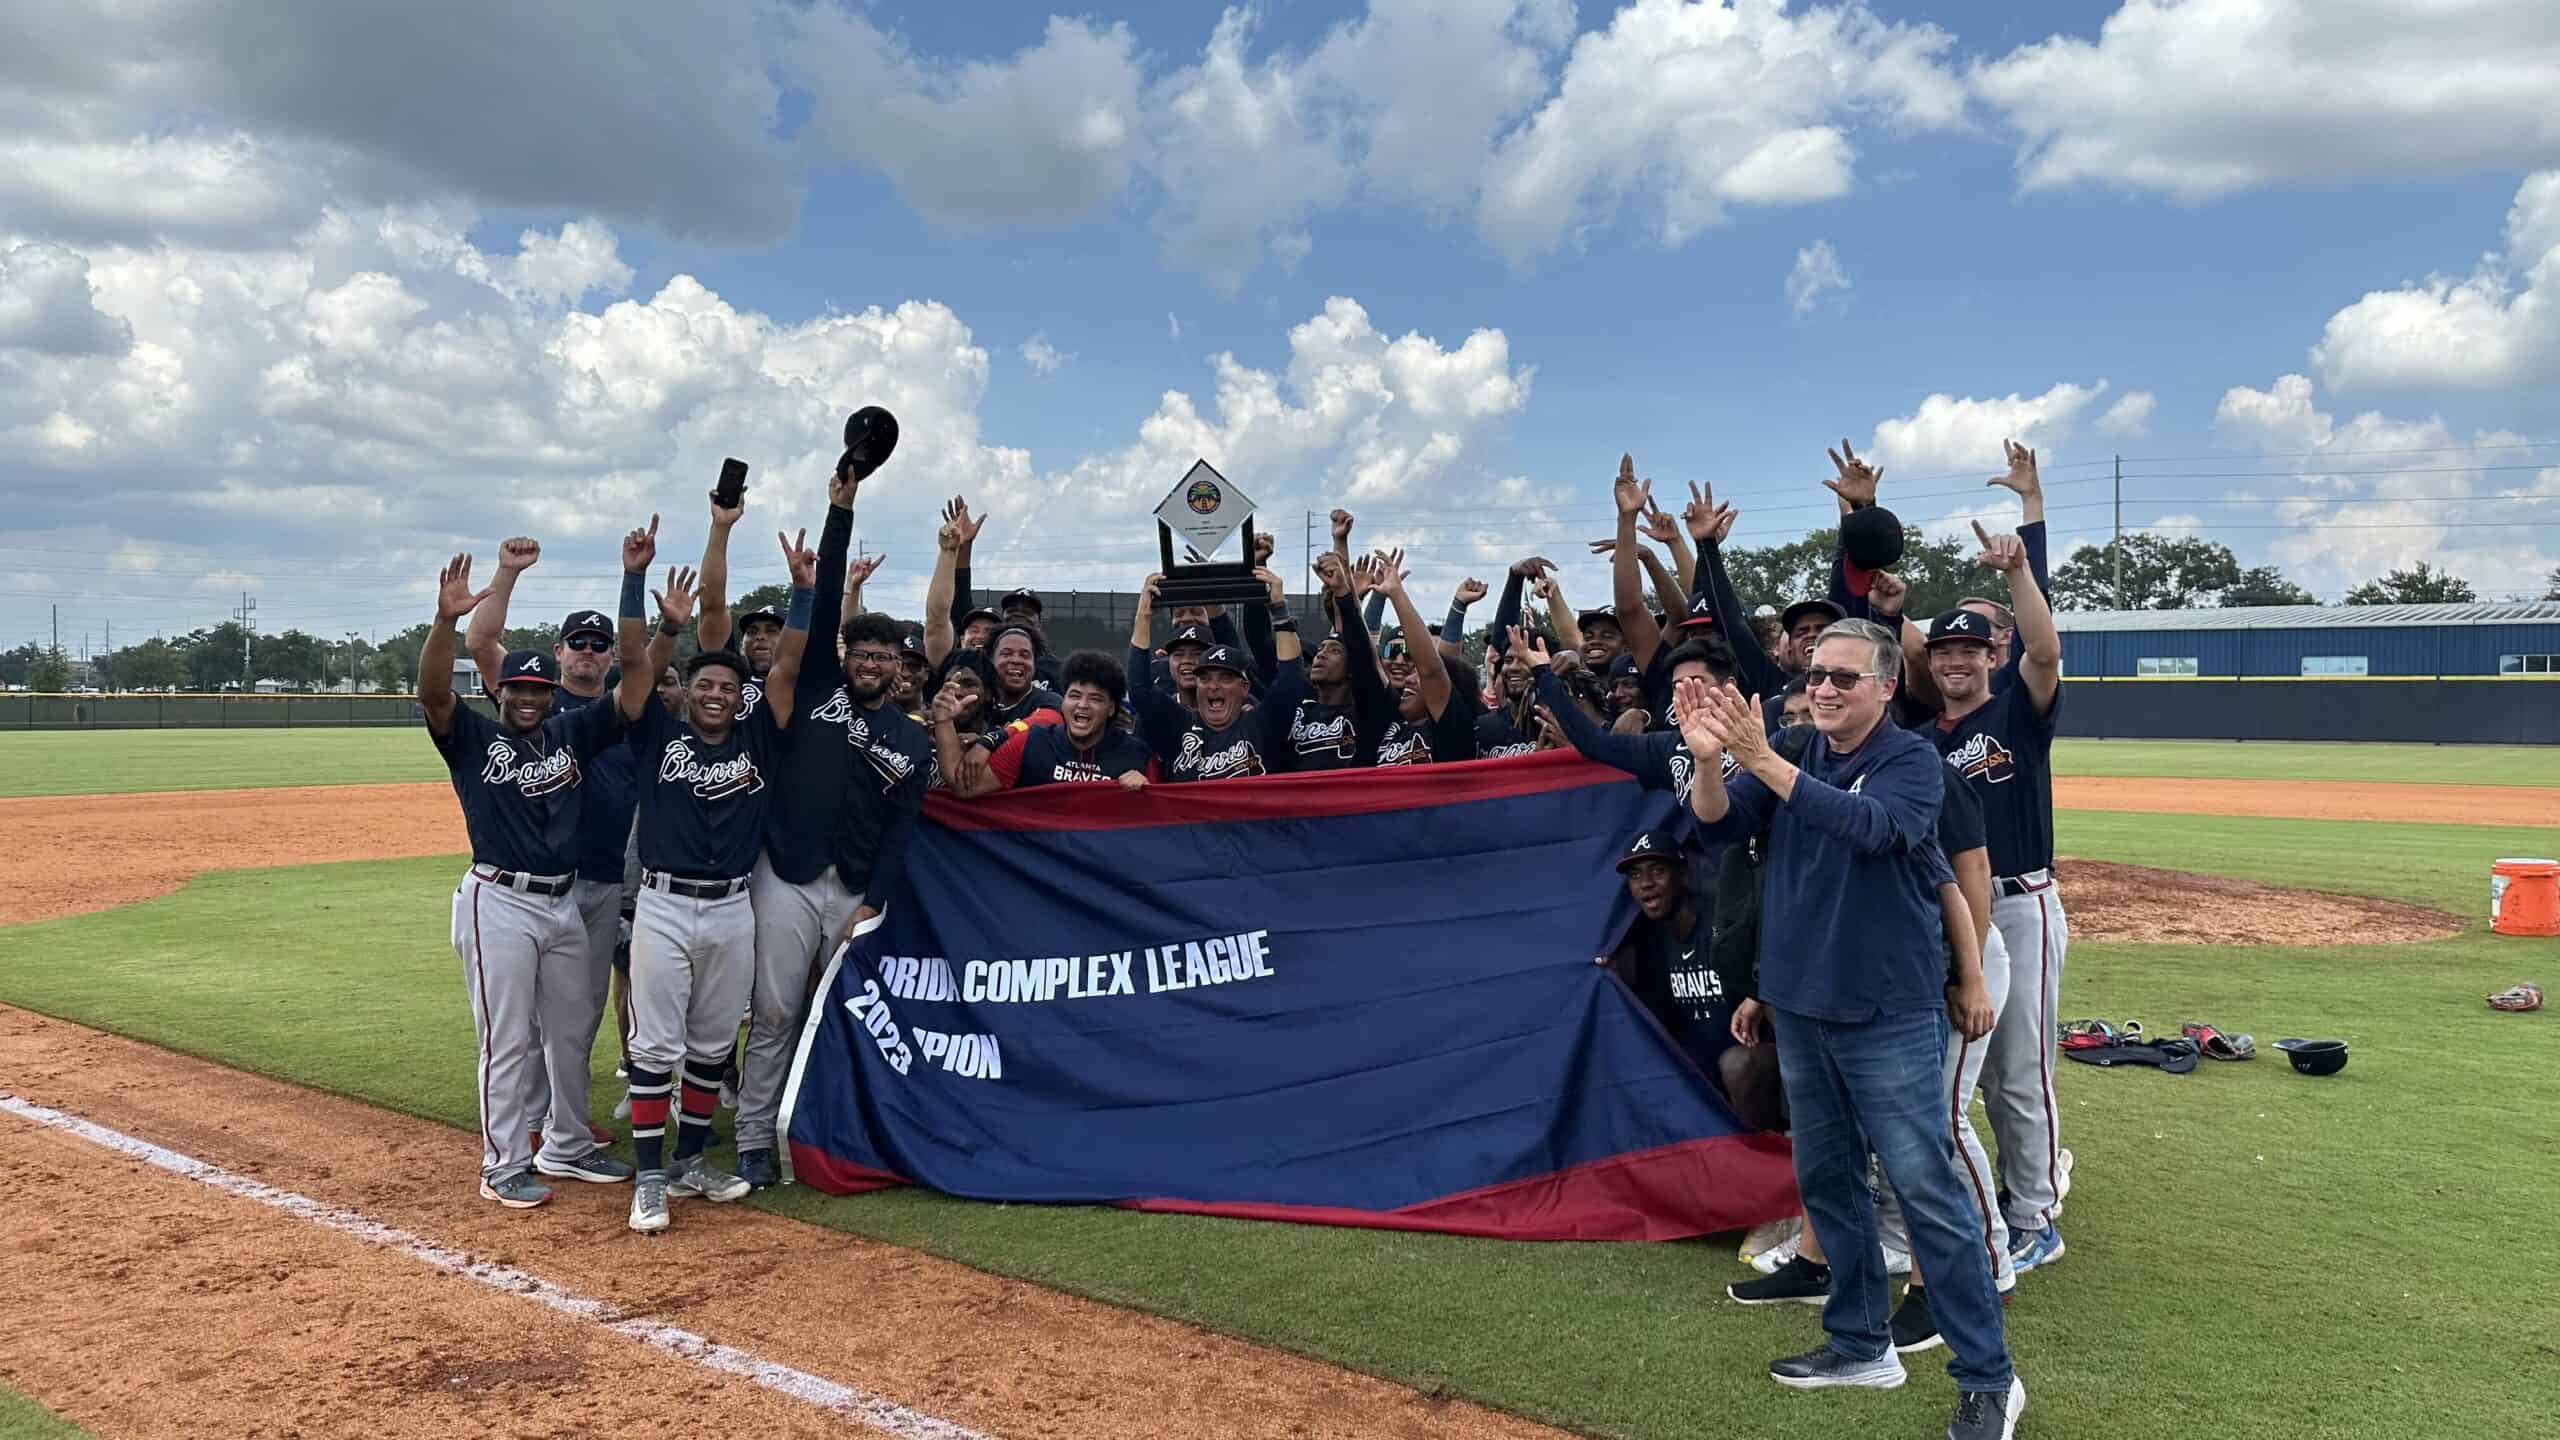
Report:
2300,656,2369,676
2500,654,2559,674
2136,656,2200,677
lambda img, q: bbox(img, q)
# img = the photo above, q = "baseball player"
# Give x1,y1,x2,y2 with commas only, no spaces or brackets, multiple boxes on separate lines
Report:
621,527,815,1233
422,537,654,1209
464,541,636,1161
1366,554,1481,766
1925,512,2068,1276
733,467,931,1191
1286,553,1392,769
936,650,1152,794
1126,568,1306,782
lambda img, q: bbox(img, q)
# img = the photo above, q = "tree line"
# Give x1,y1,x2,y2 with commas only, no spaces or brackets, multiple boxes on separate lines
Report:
4,546,2543,693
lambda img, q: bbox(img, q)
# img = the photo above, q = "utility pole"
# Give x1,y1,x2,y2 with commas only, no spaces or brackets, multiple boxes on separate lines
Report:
2112,454,2125,611
1303,510,1315,606
238,591,257,689
51,603,58,656
103,619,110,691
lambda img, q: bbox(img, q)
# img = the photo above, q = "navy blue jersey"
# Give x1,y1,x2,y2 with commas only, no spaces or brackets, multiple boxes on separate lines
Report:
779,684,930,891
1376,698,1478,766
985,722,1153,787
733,671,767,722
1285,697,1363,769
431,695,623,875
1535,667,1728,803
1129,645,1309,783
1932,678,2059,875
989,684,1065,728
1474,704,1539,759
627,699,788,880
549,683,641,884
1622,904,1736,1074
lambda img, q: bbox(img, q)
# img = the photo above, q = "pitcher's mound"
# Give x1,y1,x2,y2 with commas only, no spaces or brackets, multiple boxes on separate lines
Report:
2059,860,2465,946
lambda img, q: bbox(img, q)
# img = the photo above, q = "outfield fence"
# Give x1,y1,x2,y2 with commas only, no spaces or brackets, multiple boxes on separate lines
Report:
0,692,496,730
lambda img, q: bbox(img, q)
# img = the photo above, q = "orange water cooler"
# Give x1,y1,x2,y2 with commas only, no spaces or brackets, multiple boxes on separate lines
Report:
2491,858,2559,937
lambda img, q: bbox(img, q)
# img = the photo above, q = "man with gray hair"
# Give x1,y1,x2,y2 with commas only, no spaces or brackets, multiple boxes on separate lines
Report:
1678,615,2023,1440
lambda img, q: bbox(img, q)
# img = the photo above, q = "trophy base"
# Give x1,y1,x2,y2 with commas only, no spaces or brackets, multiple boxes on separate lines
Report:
1153,564,1269,609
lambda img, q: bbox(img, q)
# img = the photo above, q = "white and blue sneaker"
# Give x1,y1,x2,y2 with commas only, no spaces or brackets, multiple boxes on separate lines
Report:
2008,1223,2065,1274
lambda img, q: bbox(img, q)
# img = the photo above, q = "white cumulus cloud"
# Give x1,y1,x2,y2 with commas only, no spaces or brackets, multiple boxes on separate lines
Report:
1019,335,1067,375
1867,381,2114,475
2310,171,2560,390
2097,390,2156,438
1784,239,1850,316
0,242,134,355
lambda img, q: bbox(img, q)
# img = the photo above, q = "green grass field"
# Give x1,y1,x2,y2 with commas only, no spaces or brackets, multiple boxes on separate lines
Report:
0,732,2553,1439
9,726,2556,798
0,1388,91,1440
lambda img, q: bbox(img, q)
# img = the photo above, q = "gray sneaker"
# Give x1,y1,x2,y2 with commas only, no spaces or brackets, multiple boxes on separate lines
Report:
535,1150,635,1185
1948,1378,2025,1440
479,1172,552,1209
1769,1344,1907,1391
629,1170,670,1233
667,1154,751,1203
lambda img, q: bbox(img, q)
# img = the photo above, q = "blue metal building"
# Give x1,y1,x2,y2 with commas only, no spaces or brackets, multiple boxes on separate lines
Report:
2053,602,2560,679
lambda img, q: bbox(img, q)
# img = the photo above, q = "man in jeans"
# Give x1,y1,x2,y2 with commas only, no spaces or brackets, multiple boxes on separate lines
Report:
1678,617,2024,1440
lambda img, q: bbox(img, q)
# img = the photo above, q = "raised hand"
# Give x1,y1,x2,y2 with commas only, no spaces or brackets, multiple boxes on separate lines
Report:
829,463,859,509
622,513,660,573
1971,519,2027,574
1371,548,1409,598
496,537,541,573
779,528,816,589
1252,566,1287,607
1637,499,1681,546
1612,454,1650,517
1988,438,2040,499
1453,577,1488,606
930,684,971,727
1252,530,1276,567
941,495,988,547
1587,537,1618,556
1329,508,1355,544
1530,573,1558,604
1313,551,1352,598
1510,554,1557,580
1868,567,1911,617
1683,479,1736,544
1823,438,1882,507
654,565,700,629
1672,676,1724,765
1140,572,1163,607
435,554,493,621
710,488,744,528
1508,624,1552,668
847,552,887,588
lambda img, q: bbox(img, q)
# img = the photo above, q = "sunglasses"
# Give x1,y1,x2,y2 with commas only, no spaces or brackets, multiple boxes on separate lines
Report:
1804,666,1877,692
562,634,612,653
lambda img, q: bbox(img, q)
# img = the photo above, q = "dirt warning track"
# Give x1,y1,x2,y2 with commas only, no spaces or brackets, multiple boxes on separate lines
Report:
2054,776,2559,828
0,1007,1573,1440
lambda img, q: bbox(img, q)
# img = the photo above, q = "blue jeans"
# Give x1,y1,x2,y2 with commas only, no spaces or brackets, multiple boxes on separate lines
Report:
1773,1006,2014,1392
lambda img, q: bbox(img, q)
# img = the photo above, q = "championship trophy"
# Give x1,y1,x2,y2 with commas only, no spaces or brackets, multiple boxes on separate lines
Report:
1150,459,1266,608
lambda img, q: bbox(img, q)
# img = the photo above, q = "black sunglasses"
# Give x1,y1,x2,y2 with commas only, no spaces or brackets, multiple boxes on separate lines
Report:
1804,666,1876,692
562,634,612,653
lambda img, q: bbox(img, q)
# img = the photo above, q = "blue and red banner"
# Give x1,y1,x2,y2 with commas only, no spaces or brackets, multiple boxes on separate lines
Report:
779,752,1796,1241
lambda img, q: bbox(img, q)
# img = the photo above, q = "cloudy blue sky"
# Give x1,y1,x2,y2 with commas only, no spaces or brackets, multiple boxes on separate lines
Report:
4,0,2558,655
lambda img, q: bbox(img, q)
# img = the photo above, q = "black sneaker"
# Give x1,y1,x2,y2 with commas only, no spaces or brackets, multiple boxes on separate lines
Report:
1768,1344,1906,1391
737,1147,780,1190
1948,1378,2025,1440
1890,1286,1943,1353
1728,1256,1832,1305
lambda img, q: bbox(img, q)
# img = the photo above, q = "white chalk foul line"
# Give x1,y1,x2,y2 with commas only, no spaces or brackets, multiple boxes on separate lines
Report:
0,1092,994,1440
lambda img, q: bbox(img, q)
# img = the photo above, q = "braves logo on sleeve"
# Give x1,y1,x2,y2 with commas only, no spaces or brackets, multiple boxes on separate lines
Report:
479,740,580,796
738,676,765,719
1945,732,2017,784
659,738,763,799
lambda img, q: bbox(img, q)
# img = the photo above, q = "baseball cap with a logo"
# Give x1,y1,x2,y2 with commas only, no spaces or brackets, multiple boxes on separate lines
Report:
498,649,562,688
1674,592,1719,630
1194,644,1250,677
1001,586,1044,615
560,610,612,642
1926,609,1998,648
1165,623,1214,653
1615,828,1685,872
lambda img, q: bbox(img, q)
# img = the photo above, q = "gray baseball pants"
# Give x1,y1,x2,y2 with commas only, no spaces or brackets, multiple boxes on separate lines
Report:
1874,922,2016,1292
1980,877,2070,1233
735,855,863,1153
627,879,757,1078
451,868,594,1183
519,878,619,1159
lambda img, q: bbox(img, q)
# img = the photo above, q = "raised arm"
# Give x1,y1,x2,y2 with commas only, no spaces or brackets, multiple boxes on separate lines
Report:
762,528,818,727
464,536,539,693
646,562,697,685
1369,551,1449,718
1640,495,1697,598
1976,519,2062,715
419,554,494,737
695,492,744,654
1686,488,1786,700
1821,439,1883,619
610,518,659,722
1523,629,1667,781
1987,438,2051,689
1317,554,1394,752
924,498,973,665
1609,457,1666,667
800,470,858,705
1533,571,1583,657
844,549,883,619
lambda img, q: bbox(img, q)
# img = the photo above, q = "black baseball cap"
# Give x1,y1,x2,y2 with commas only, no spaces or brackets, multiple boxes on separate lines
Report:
495,649,561,688
1614,828,1684,873
560,609,612,642
898,632,926,659
1673,592,1718,629
1607,652,1641,680
1576,607,1621,632
1926,609,1998,648
737,606,786,631
1782,598,1846,633
1165,623,1213,652
959,606,1002,633
1840,505,1906,571
1001,586,1043,614
1195,644,1250,676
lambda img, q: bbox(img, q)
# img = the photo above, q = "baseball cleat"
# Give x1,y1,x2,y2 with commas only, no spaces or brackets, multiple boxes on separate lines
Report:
668,1155,751,1203
736,1148,780,1190
479,1173,553,1209
536,1150,635,1185
629,1171,670,1233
